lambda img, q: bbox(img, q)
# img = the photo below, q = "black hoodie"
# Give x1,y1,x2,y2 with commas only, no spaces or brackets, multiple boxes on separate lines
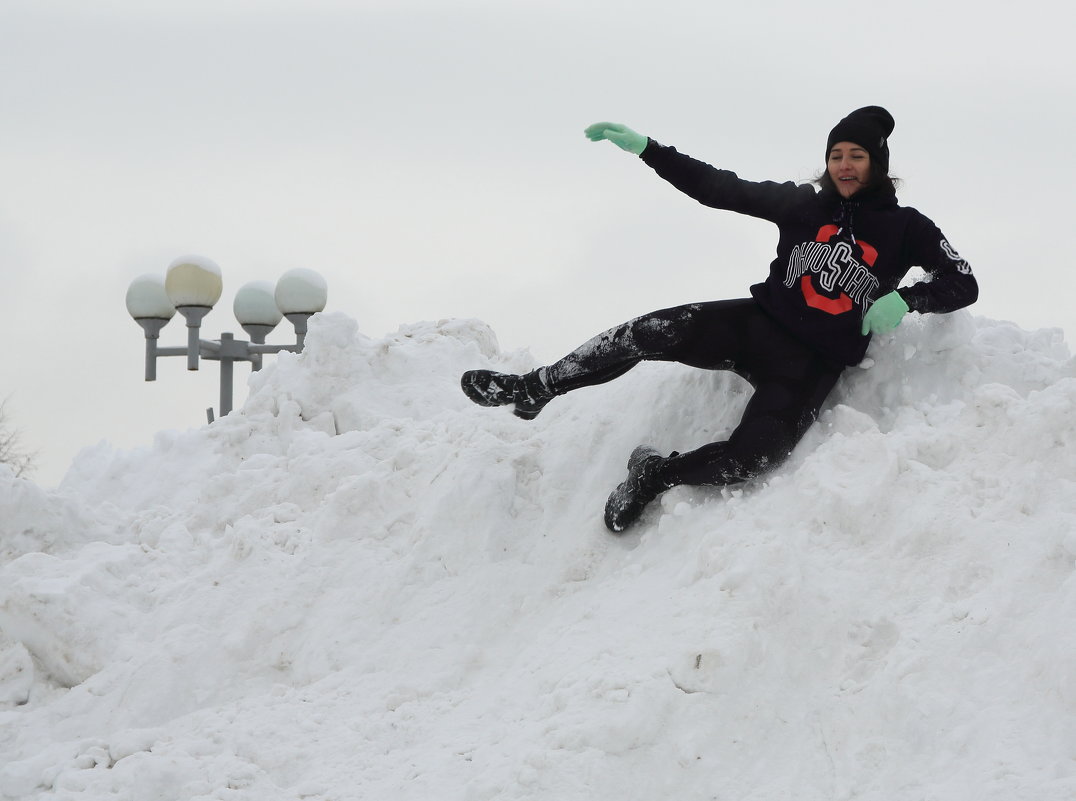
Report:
640,141,978,366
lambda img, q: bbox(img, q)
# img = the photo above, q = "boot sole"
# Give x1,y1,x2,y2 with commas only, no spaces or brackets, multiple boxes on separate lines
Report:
460,370,509,407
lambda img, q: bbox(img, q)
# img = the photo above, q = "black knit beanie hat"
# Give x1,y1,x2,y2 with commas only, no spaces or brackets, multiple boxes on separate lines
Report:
826,106,895,173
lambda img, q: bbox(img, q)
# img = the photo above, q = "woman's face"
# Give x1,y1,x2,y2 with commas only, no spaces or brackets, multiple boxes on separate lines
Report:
827,142,871,198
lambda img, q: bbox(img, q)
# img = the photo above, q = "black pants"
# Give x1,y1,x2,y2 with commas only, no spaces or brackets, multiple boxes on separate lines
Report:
544,299,844,488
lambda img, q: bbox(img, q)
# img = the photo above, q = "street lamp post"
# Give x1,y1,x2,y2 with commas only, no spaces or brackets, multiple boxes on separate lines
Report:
125,255,328,422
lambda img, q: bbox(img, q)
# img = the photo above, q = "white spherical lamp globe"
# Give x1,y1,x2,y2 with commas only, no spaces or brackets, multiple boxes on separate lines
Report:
125,273,177,320
274,268,328,315
165,255,224,308
233,280,284,326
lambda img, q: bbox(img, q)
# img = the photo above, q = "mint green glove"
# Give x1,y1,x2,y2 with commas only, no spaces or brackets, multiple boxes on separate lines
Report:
584,122,647,155
861,291,910,335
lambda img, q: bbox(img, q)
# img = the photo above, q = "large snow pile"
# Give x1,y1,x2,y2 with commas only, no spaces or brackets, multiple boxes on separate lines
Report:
1,310,1074,801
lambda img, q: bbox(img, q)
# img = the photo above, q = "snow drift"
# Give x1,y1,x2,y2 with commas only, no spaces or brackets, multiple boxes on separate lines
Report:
1,310,1074,801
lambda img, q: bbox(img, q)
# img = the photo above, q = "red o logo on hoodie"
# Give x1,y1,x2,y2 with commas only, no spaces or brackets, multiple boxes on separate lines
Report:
799,225,877,315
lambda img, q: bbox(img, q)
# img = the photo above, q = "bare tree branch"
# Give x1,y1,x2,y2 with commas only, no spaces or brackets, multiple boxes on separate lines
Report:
0,397,36,478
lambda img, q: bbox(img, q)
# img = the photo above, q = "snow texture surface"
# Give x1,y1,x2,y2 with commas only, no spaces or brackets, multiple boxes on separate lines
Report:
2,310,1075,800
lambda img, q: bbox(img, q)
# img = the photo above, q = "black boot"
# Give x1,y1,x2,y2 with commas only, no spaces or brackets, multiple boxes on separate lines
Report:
460,369,556,420
604,446,669,532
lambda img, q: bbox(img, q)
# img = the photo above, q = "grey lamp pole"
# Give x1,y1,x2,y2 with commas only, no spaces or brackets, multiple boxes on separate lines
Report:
125,256,328,422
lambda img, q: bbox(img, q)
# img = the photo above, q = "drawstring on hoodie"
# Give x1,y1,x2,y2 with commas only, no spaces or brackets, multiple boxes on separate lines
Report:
834,199,858,244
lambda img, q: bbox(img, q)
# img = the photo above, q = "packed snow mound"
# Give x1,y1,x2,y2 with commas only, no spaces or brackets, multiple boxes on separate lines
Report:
1,311,1074,801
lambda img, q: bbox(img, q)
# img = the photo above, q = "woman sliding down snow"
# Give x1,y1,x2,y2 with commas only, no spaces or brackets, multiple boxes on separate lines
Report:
461,107,978,532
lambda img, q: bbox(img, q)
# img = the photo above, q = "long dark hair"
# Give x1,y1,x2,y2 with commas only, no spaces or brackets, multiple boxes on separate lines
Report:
815,162,900,195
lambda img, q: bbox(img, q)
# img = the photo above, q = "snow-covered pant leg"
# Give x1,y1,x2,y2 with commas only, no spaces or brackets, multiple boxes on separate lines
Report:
543,302,732,393
541,298,844,489
658,299,843,487
656,361,842,487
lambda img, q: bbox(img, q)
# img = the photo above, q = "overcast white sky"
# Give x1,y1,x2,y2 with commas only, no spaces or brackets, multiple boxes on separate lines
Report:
3,0,1074,486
